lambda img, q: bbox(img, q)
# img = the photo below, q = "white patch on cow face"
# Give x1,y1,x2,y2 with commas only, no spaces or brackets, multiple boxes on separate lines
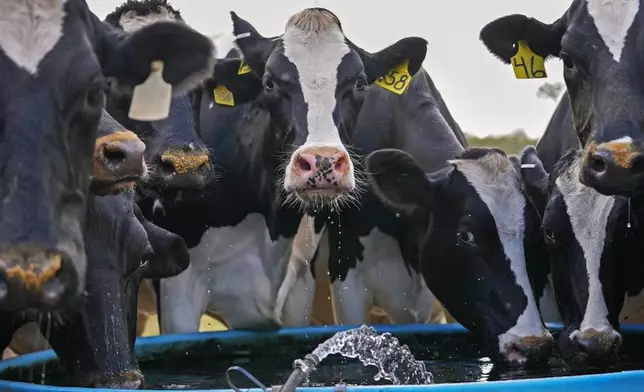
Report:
556,158,616,338
281,24,356,197
452,155,551,360
118,6,178,33
282,25,349,146
0,0,68,75
587,0,639,62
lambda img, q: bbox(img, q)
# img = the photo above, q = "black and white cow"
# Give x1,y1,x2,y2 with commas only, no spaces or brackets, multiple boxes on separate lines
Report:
0,0,214,311
365,147,553,363
480,0,644,197
104,0,213,192
519,145,644,362
154,7,464,332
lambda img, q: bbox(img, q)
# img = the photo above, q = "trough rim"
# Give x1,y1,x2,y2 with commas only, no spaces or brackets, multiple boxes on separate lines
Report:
1,323,644,392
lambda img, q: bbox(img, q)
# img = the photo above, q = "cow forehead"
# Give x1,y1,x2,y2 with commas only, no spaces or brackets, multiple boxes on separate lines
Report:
0,0,69,75
585,0,640,62
452,156,526,237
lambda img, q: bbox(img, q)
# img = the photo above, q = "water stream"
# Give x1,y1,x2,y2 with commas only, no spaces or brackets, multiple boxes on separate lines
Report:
309,325,433,385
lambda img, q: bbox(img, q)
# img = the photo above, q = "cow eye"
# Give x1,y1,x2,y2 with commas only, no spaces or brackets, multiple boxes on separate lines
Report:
355,77,367,92
264,77,275,91
457,230,476,245
559,52,574,70
544,228,556,243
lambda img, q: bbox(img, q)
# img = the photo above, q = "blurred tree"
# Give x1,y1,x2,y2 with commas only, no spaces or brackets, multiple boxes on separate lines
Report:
536,82,565,102
465,129,538,155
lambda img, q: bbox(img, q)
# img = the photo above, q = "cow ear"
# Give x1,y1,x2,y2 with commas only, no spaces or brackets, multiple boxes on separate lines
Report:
230,11,275,78
206,58,264,105
102,21,215,96
520,145,550,216
357,37,428,83
480,14,565,64
133,205,190,279
366,148,436,214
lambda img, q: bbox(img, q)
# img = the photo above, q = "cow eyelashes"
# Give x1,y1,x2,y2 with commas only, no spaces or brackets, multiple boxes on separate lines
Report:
457,230,476,246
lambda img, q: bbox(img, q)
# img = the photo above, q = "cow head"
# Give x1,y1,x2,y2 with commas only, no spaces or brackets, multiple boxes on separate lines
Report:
210,8,427,210
521,147,644,363
91,109,147,196
366,147,553,364
48,190,189,388
481,0,644,197
0,0,213,311
104,0,213,191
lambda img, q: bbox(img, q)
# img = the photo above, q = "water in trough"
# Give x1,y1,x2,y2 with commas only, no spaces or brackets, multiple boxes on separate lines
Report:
2,325,644,389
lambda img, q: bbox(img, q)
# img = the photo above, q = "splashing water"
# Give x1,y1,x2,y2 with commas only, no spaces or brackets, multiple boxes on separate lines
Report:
311,325,433,385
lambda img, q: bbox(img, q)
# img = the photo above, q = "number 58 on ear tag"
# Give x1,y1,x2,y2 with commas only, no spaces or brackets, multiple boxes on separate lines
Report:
511,41,547,79
213,85,235,106
375,60,412,95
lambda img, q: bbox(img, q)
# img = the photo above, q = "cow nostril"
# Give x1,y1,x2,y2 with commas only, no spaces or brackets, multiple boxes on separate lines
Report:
296,155,312,172
41,277,65,305
103,146,127,163
588,153,607,174
159,158,175,174
334,155,348,173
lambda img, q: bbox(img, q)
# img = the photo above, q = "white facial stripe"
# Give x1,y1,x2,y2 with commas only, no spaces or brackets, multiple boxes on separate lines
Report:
452,156,549,351
118,7,178,33
556,158,615,337
282,25,350,146
0,0,68,75
587,0,639,62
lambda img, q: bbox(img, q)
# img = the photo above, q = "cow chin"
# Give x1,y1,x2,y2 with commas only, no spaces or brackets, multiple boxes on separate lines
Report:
78,369,144,390
288,185,356,210
90,178,139,196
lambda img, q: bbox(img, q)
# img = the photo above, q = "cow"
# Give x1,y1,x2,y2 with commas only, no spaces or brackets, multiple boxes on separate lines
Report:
104,0,213,192
518,145,644,363
480,0,644,197
364,147,553,364
0,0,214,311
46,190,190,388
153,7,461,333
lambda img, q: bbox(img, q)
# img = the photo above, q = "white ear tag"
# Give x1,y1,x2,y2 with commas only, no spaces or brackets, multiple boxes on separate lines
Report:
128,60,172,121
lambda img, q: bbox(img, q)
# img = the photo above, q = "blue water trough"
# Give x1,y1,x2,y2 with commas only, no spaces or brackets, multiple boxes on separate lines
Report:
1,323,643,392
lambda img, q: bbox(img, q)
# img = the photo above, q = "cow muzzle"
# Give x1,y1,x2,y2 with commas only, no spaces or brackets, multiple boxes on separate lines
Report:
157,149,211,189
92,131,147,195
285,145,355,203
570,327,622,359
0,245,78,311
499,332,553,364
581,140,644,196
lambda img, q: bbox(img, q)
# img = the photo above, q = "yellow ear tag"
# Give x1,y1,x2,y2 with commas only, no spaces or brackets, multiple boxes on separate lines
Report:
511,41,547,79
238,60,252,75
128,60,172,121
213,85,235,106
375,60,412,95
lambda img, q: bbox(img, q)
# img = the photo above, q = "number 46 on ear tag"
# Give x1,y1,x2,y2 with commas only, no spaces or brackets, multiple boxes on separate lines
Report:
511,40,547,79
